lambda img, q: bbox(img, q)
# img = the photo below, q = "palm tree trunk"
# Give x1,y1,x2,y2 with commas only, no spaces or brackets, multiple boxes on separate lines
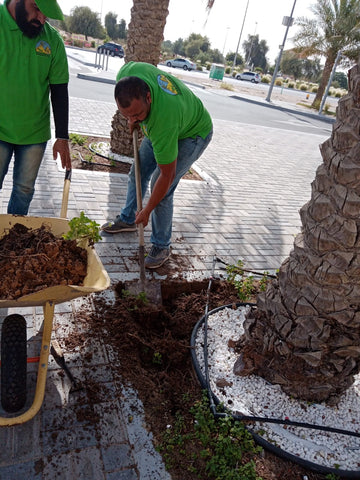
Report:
110,0,170,156
234,62,360,404
311,55,336,109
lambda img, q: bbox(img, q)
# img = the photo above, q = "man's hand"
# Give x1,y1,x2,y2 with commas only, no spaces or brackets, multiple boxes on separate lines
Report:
53,139,71,169
135,208,151,227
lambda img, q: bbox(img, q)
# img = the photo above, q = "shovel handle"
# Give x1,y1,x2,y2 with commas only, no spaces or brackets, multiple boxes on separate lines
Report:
60,169,72,218
133,130,144,248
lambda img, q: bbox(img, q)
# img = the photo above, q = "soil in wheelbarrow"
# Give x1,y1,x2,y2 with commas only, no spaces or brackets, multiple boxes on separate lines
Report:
68,279,333,480
0,223,87,300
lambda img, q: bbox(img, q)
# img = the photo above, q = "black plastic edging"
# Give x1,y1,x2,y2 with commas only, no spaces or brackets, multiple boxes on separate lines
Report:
190,303,360,479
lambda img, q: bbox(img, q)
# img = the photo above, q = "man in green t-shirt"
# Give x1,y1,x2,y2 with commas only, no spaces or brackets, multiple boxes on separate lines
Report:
102,62,213,269
0,0,70,215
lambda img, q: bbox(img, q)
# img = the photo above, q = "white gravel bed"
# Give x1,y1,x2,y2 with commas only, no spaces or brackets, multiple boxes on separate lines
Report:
89,141,133,164
194,305,360,473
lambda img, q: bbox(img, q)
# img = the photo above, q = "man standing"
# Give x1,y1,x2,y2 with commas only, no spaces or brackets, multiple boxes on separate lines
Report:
102,62,213,269
0,0,71,215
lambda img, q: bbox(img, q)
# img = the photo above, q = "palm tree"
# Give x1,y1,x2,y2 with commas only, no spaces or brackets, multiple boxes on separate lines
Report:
233,62,360,403
202,0,360,405
109,0,170,156
293,0,360,109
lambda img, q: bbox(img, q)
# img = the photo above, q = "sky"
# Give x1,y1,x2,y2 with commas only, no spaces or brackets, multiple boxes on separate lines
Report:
2,0,316,62
56,0,316,62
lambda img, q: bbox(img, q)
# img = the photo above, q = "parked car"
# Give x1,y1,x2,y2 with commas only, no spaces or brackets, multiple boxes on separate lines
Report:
166,58,196,71
235,71,261,83
97,42,124,58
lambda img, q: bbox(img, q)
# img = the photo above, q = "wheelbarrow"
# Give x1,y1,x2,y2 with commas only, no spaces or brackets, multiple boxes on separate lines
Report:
0,170,110,426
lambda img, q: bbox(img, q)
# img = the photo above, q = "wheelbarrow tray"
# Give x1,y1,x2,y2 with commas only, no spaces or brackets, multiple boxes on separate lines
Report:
0,213,110,425
0,214,110,308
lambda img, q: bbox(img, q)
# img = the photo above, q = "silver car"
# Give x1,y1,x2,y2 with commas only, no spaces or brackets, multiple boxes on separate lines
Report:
235,71,261,83
166,58,196,71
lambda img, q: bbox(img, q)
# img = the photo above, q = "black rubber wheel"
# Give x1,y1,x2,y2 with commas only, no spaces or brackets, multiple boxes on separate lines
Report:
183,65,188,70
166,61,172,67
1,314,27,413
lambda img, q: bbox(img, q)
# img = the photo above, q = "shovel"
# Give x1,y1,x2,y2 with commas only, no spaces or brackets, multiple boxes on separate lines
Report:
126,130,162,304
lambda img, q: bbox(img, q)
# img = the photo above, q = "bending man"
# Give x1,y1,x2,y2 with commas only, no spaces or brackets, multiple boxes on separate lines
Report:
102,62,213,269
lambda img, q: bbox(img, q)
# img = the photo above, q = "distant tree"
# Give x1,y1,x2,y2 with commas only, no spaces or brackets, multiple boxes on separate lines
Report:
333,71,348,89
184,33,210,53
302,57,322,82
185,40,202,58
293,0,360,108
243,35,268,71
162,40,173,51
173,38,185,56
225,51,243,66
209,48,223,64
105,12,117,39
68,6,104,39
117,19,127,39
280,50,303,80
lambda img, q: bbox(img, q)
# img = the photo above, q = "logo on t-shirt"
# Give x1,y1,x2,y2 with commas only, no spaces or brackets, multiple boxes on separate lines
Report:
35,40,51,56
157,74,179,96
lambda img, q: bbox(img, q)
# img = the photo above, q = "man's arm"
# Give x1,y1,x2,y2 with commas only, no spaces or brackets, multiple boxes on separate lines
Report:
50,83,71,169
135,160,177,227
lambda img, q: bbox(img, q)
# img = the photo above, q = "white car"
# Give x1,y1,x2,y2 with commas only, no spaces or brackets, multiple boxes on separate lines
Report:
235,71,261,83
166,58,196,71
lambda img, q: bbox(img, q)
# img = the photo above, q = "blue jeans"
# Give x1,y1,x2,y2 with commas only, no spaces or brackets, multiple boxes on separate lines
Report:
0,140,47,215
120,131,213,248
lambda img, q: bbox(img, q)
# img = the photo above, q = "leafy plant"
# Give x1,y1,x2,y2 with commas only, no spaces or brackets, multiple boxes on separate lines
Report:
63,211,102,246
226,260,270,301
69,133,86,146
157,391,262,479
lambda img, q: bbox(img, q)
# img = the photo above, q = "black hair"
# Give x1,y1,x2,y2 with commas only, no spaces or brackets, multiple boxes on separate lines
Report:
114,76,150,108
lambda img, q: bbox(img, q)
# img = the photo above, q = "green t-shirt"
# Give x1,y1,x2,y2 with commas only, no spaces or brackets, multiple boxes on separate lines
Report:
0,1,69,144
116,62,213,165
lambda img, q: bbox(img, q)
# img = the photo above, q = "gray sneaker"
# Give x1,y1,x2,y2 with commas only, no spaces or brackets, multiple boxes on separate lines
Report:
101,216,136,233
145,246,170,269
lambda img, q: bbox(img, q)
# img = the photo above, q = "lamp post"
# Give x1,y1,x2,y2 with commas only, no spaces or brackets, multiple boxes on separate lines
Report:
232,0,250,73
246,21,257,69
265,0,297,103
222,27,230,58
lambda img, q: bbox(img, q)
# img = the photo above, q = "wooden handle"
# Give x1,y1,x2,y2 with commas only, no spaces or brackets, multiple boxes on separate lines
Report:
60,169,72,218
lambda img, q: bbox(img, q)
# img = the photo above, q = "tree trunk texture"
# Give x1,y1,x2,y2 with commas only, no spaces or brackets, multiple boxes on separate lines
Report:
109,0,170,156
234,63,360,404
311,55,335,109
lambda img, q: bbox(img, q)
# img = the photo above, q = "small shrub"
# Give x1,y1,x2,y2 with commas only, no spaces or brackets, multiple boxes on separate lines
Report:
220,82,234,91
299,84,308,91
275,78,282,86
288,82,295,89
261,76,270,84
69,133,86,146
311,86,318,93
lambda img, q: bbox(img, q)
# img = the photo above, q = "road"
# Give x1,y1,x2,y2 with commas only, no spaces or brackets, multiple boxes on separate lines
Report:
66,50,332,137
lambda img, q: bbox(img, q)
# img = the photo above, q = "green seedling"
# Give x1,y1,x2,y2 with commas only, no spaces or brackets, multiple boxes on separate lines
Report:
69,133,86,146
63,211,102,246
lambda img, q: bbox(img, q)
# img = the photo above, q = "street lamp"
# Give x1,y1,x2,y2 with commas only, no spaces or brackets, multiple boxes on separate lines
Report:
265,0,297,103
246,21,257,68
222,27,230,58
232,0,250,73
